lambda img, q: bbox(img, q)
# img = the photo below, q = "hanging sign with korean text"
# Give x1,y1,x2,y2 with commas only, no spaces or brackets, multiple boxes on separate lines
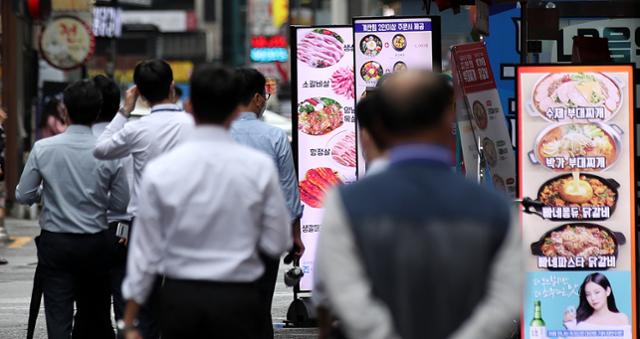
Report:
451,42,517,197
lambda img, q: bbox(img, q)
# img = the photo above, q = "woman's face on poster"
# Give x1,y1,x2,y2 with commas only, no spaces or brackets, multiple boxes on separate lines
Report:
585,281,611,311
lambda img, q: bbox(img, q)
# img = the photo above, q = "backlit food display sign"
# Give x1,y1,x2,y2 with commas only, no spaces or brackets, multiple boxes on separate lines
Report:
93,6,123,38
250,35,289,63
291,26,356,291
517,65,636,339
353,16,441,103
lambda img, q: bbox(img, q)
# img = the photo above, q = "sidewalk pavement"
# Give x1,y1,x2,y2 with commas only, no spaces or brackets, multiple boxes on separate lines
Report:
0,218,318,338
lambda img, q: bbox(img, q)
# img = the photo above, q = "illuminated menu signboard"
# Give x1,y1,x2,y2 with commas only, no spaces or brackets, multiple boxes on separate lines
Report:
291,26,356,292
517,65,637,339
353,16,441,103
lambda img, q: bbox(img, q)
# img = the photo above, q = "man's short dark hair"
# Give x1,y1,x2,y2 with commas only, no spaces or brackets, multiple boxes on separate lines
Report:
63,80,103,126
93,75,121,123
235,68,266,105
378,72,454,135
190,64,239,124
133,59,173,104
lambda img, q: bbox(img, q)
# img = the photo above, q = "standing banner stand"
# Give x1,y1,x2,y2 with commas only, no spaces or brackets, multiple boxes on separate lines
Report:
289,25,356,326
451,41,517,196
517,64,637,339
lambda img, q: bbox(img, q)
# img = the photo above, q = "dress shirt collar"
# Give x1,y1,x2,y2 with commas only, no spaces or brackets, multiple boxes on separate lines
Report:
92,122,109,129
237,112,259,121
189,125,233,142
389,143,453,167
150,103,182,114
65,124,93,134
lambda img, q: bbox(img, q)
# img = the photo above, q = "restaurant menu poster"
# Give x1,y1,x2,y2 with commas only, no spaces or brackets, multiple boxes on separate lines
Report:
353,16,441,104
352,16,441,175
291,26,356,292
517,65,636,339
450,42,517,198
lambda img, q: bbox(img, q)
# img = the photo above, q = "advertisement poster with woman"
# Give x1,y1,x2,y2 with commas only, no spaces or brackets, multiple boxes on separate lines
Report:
517,65,636,339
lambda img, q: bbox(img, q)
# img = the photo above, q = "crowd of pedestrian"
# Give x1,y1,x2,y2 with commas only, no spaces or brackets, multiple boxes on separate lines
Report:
14,59,521,339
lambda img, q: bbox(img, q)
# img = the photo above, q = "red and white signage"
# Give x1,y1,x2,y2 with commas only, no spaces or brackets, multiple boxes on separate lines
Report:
451,42,516,197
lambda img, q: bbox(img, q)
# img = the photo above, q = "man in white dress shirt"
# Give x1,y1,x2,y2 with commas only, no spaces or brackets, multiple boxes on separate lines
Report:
120,65,292,339
93,59,194,339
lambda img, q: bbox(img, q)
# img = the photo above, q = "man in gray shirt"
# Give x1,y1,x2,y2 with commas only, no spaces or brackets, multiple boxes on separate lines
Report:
16,80,129,339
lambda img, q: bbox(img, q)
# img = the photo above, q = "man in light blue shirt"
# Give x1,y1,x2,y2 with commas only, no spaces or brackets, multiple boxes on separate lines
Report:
16,79,129,339
230,68,303,338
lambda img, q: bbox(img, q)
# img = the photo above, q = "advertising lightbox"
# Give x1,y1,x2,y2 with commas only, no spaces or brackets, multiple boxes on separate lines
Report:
353,16,441,103
517,65,637,339
291,25,356,292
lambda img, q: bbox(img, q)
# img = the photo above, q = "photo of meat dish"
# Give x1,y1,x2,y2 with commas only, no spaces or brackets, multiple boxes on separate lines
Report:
532,72,622,121
359,35,382,57
297,28,345,68
330,132,356,167
360,61,384,82
472,101,488,130
298,97,344,136
539,173,616,209
392,34,407,51
299,167,343,208
538,225,616,258
536,123,617,171
331,67,355,99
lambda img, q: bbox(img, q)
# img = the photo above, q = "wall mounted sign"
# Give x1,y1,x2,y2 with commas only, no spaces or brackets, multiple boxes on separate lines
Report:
93,6,122,38
40,16,95,70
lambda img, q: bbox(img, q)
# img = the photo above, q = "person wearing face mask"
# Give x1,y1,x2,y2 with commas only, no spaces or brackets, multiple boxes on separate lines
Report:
230,68,305,339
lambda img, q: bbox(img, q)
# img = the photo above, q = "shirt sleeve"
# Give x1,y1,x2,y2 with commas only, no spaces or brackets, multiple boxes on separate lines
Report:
108,160,130,215
122,170,165,304
315,190,401,339
275,131,303,221
258,161,292,258
15,146,42,205
93,113,134,160
448,209,523,339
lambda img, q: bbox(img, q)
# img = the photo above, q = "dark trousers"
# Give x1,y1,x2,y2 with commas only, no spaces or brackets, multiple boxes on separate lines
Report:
37,230,114,339
108,222,128,339
114,218,161,339
138,278,162,339
160,278,262,339
257,255,280,339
